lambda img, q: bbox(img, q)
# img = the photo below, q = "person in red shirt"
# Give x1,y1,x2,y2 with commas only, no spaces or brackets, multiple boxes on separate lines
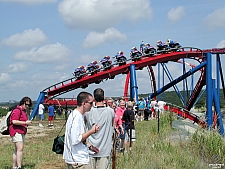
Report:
9,96,32,169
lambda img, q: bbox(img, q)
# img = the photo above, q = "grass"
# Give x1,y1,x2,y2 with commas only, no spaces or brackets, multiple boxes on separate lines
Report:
0,114,225,169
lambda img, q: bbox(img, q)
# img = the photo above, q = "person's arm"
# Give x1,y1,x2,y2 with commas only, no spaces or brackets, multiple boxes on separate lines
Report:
11,110,32,126
12,120,32,126
81,124,100,142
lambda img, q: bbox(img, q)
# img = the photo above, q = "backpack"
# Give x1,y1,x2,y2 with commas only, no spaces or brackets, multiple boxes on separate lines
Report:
0,108,22,135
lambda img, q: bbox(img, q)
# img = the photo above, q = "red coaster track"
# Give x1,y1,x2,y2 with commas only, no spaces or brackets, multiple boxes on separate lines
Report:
43,47,225,128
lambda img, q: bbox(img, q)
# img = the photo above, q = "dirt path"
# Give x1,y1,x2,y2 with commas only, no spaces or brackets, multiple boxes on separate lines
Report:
0,120,63,144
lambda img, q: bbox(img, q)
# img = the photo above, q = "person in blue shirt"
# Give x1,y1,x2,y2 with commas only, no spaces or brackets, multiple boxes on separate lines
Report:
48,103,55,127
136,98,146,121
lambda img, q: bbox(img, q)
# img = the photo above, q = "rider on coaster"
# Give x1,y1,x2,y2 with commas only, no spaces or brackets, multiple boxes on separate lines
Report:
156,40,163,48
100,56,112,69
86,61,99,73
167,39,174,48
101,55,110,62
142,43,155,54
115,51,124,58
75,65,85,73
130,47,142,60
167,39,181,49
73,65,86,77
140,41,145,53
156,40,169,51
87,61,97,67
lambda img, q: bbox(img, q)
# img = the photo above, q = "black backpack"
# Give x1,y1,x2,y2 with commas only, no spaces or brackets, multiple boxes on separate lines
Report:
0,108,22,135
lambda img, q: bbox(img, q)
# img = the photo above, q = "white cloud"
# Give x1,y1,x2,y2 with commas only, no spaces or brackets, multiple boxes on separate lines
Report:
75,54,100,65
82,28,127,48
1,28,48,49
6,62,30,73
0,0,57,5
13,42,72,63
204,7,225,29
58,0,153,30
167,6,185,23
217,40,225,48
0,73,11,84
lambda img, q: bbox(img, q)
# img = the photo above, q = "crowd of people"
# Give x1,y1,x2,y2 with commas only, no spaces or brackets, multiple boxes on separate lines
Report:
8,92,166,169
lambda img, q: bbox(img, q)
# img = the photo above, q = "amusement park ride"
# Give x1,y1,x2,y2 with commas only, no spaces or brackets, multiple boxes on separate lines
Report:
29,39,225,137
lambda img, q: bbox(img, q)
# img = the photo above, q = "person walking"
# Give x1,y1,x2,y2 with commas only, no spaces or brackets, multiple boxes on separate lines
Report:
9,96,32,169
86,88,114,169
48,103,55,127
115,100,126,152
63,91,100,169
107,98,114,108
122,101,136,152
38,102,45,127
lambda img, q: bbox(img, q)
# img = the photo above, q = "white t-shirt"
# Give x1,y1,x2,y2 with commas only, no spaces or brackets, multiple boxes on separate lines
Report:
38,104,44,115
63,109,89,164
158,101,166,112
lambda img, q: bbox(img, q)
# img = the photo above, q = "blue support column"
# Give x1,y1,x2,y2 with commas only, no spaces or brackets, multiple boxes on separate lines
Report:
216,54,220,97
183,58,186,106
29,91,45,120
130,64,138,102
206,52,213,129
212,80,224,137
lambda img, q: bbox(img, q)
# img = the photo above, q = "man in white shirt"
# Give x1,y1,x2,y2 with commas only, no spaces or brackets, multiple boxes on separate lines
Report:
38,103,45,127
158,100,166,114
63,91,100,169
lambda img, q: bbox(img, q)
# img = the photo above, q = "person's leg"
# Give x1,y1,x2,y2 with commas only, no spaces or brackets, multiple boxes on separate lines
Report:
119,123,126,151
15,141,24,168
39,114,44,127
96,157,109,169
124,132,129,152
89,156,96,169
48,116,51,126
52,115,54,126
12,143,17,168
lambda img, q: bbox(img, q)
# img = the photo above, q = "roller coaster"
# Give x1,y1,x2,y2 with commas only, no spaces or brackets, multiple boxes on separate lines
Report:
29,44,225,137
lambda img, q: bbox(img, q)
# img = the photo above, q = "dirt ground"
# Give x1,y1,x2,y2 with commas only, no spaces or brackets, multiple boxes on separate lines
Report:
0,120,62,144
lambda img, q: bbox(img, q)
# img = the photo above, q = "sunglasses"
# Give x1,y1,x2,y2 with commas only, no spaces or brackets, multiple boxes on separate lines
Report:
25,103,31,107
86,102,93,105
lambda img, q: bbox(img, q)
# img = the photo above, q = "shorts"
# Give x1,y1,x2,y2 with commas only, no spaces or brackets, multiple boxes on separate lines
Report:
39,114,44,120
48,116,54,121
138,109,144,117
119,123,126,139
12,132,25,143
89,157,109,169
125,129,136,142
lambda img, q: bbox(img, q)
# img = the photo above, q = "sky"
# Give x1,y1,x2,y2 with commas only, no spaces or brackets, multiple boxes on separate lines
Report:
0,0,225,102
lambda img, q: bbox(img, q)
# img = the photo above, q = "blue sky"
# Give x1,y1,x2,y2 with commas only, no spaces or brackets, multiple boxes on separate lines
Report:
0,0,225,102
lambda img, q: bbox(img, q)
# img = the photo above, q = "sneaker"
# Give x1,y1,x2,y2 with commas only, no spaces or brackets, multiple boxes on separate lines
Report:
17,167,22,169
119,148,124,152
39,123,44,127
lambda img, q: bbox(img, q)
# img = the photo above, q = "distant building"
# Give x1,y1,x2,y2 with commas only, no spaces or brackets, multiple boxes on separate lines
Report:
9,100,16,104
0,106,9,110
